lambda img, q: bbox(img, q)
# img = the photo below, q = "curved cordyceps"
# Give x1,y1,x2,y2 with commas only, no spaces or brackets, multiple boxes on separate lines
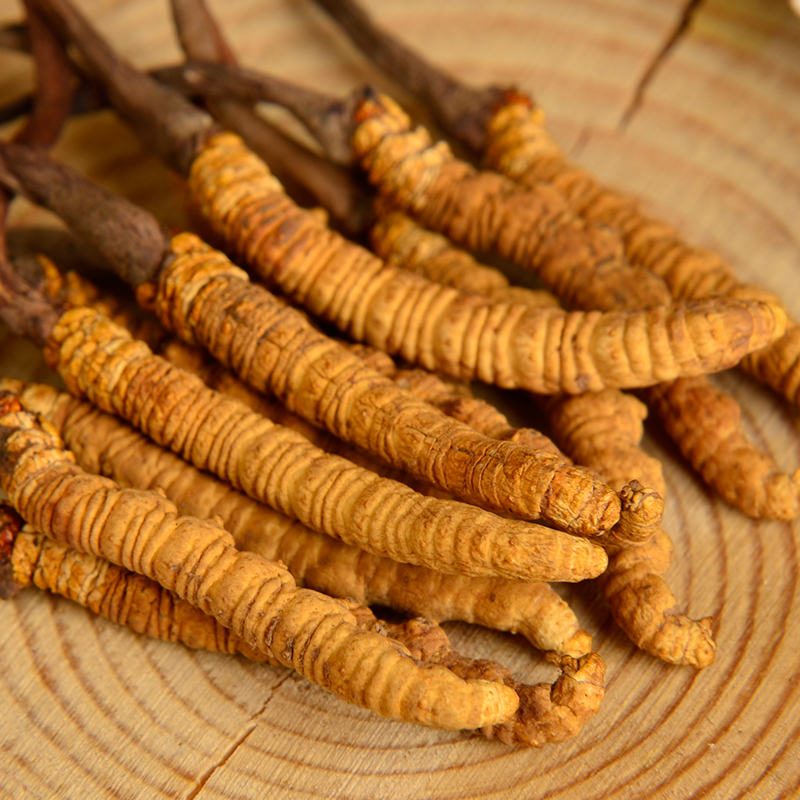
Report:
11,379,592,658
0,406,519,731
186,134,786,395
539,386,716,667
484,96,800,411
382,617,605,747
146,230,622,536
646,377,800,520
42,306,610,581
482,654,606,747
483,96,741,302
601,532,717,669
350,93,672,313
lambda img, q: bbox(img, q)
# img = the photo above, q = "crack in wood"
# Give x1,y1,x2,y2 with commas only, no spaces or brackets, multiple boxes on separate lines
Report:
184,671,294,799
618,0,705,131
186,725,257,800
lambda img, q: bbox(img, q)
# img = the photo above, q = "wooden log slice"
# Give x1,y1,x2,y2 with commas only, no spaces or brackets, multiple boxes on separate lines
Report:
0,1,799,797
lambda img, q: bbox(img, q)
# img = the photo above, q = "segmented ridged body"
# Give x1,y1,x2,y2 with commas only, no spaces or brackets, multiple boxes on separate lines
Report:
0,409,518,730
15,382,589,656
147,231,622,535
41,308,609,579
188,134,785,395
11,528,271,661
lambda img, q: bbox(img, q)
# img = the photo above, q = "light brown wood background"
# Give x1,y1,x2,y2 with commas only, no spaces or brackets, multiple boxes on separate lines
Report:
1,0,799,797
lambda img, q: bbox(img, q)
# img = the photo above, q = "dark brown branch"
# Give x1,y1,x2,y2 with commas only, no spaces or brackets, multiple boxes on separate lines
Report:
310,0,506,153
25,0,219,175
170,0,237,65
0,143,169,287
153,60,362,166
168,0,372,233
0,223,61,348
13,1,76,148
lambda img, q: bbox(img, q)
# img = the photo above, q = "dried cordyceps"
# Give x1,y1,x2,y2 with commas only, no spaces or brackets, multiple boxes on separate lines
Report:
485,111,800,434
0,243,612,578
186,130,784,393
387,615,604,748
2,520,274,662
483,652,605,747
389,365,566,457
8,378,591,658
2,144,627,538
41,303,608,581
601,531,716,669
483,102,800,409
369,205,561,309
541,389,716,667
0,399,520,731
646,378,800,519
149,230,629,533
481,96,736,295
350,93,671,312
2,509,602,747
543,390,665,497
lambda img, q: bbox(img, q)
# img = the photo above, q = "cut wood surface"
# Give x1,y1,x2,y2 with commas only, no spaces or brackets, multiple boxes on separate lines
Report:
1,0,799,797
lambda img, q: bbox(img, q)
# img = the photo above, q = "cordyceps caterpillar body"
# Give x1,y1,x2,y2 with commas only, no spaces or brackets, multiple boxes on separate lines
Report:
0,397,520,732
11,0,786,534
7,378,593,658
0,500,603,747
365,203,715,666
541,389,717,668
0,510,275,662
306,0,800,521
17,0,788,393
2,146,632,542
369,203,562,309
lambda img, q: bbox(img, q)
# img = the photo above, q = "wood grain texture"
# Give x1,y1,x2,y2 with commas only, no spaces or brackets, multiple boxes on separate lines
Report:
1,0,799,797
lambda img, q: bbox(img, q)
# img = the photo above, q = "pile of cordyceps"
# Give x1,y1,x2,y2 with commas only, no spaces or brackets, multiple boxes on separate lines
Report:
0,0,796,748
